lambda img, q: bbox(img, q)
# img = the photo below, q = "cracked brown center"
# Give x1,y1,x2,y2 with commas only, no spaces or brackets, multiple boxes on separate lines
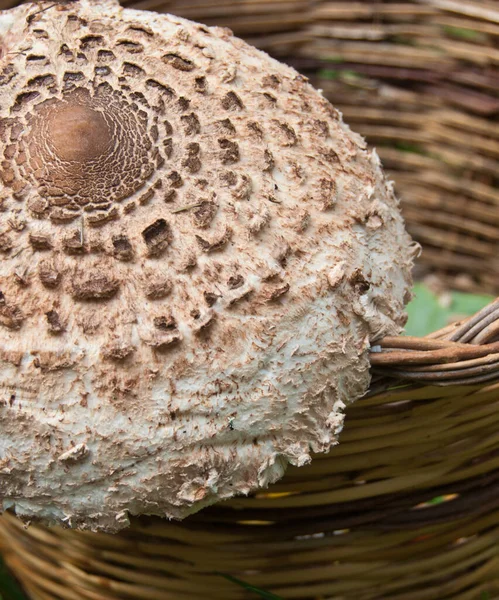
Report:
8,85,158,223
47,104,112,163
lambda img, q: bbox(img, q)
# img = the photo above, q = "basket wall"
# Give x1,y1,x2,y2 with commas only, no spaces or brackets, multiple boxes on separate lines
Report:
2,378,499,599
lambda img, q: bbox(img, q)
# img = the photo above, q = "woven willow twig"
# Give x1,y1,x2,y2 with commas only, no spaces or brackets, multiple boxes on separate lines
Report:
2,299,499,599
371,298,499,386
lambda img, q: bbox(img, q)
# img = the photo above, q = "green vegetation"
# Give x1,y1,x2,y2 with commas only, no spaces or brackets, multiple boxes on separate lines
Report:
318,68,363,81
443,25,485,42
219,573,284,599
404,283,493,337
393,141,429,156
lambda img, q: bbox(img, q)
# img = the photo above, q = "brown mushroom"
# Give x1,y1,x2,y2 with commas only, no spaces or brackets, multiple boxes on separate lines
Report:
0,0,415,531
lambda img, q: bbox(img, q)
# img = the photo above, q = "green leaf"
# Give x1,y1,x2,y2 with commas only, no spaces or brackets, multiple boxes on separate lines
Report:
324,55,345,64
317,69,340,80
449,291,494,316
427,495,446,505
404,284,493,337
218,573,284,600
319,68,364,80
405,284,447,337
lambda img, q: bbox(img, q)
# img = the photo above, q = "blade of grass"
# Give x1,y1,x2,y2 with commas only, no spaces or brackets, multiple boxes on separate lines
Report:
217,573,284,600
443,25,485,42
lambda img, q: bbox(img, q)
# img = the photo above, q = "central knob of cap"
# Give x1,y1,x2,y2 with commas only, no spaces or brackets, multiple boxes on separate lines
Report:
18,86,156,222
48,104,112,162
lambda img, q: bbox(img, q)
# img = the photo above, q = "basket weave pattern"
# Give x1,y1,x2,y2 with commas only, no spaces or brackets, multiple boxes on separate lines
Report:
1,300,499,599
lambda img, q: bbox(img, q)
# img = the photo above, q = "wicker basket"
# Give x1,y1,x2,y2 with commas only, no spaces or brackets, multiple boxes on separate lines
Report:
1,300,499,599
1,1,499,598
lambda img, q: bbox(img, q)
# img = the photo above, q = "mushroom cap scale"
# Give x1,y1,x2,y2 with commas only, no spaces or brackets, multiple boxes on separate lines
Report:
0,0,415,531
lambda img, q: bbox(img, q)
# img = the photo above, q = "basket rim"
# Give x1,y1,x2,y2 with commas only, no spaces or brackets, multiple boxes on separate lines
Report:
371,297,499,388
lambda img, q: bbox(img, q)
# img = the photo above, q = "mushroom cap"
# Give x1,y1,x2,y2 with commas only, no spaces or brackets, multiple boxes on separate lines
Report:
0,0,415,531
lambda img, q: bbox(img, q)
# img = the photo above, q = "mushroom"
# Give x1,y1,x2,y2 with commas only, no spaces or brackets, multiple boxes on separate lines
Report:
0,0,415,532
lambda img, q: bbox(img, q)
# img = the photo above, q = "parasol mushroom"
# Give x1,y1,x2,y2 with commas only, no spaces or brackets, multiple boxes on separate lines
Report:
0,0,416,532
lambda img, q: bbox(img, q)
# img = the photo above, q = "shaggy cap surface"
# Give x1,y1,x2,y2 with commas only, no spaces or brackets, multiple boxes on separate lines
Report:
0,0,415,531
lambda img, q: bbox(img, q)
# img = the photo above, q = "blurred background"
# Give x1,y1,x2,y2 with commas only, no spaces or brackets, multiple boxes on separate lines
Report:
0,0,498,297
